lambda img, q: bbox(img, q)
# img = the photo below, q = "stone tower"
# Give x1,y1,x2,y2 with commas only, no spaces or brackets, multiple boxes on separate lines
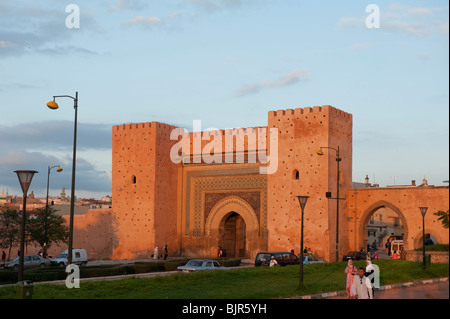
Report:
266,105,352,261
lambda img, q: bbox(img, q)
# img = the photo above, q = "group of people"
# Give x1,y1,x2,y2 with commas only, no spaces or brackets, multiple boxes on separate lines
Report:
152,245,169,260
345,259,376,299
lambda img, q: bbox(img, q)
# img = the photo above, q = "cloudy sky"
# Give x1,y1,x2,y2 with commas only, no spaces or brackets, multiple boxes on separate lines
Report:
0,0,448,199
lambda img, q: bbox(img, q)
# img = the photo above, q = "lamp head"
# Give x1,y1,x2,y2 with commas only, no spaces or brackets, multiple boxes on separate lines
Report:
46,99,59,110
56,167,63,172
296,195,309,210
316,149,324,156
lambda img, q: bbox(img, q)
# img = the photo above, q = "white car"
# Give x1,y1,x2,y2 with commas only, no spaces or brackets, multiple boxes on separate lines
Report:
177,259,229,273
51,249,88,266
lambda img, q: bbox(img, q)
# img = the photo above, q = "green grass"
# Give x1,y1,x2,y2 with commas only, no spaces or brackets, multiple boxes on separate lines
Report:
0,260,448,299
414,244,449,251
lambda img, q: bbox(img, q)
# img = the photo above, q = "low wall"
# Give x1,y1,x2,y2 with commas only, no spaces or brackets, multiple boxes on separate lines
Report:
405,250,449,264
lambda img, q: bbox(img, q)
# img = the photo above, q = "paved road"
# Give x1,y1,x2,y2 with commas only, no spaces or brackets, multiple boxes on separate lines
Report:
327,281,449,299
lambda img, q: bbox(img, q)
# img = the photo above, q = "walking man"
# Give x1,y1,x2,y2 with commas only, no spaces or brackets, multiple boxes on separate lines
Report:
352,267,374,299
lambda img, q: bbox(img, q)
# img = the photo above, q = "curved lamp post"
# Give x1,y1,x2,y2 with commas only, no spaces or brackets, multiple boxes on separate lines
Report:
46,92,78,267
14,170,38,282
44,165,63,256
317,146,344,262
296,195,309,289
46,165,63,209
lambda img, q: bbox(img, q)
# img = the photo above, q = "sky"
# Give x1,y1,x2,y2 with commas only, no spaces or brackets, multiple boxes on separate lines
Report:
0,0,448,199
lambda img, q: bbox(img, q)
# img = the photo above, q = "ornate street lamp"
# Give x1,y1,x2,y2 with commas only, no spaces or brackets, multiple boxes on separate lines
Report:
14,170,38,282
46,92,78,267
317,146,345,262
419,207,428,269
296,195,309,288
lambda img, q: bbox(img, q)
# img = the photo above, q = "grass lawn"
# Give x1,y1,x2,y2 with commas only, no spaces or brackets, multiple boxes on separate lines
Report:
0,259,448,299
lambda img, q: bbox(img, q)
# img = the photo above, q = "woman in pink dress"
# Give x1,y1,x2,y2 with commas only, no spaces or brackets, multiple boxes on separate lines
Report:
345,259,358,298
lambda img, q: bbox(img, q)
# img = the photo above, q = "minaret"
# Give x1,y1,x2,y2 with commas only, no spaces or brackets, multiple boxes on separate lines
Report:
61,187,66,198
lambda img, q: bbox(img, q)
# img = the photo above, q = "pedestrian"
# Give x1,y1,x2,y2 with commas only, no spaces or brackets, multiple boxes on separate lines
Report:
1,251,5,263
365,260,375,298
153,246,159,260
352,267,374,299
269,256,278,267
163,245,168,260
391,250,400,260
373,250,379,259
345,259,358,299
217,246,223,258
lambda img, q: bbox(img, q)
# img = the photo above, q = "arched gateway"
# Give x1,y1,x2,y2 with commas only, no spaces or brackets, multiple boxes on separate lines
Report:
205,196,261,258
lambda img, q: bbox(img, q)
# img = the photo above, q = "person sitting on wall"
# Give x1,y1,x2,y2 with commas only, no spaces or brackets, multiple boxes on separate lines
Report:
269,256,278,267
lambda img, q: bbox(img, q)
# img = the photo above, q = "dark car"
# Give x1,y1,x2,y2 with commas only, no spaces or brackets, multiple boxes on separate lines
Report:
342,251,368,261
254,252,299,267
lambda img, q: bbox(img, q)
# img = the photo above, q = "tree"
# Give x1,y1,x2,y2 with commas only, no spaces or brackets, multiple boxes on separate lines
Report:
434,210,449,229
0,208,21,261
28,207,69,255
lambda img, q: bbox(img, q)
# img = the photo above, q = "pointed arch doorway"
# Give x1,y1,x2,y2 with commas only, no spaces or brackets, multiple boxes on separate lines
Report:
219,212,246,258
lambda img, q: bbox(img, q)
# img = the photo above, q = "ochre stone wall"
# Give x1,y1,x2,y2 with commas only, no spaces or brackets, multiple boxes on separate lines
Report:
110,105,352,262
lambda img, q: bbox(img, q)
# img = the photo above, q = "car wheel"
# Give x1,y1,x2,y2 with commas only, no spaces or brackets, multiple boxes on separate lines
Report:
40,263,47,268
59,262,65,267
12,265,19,271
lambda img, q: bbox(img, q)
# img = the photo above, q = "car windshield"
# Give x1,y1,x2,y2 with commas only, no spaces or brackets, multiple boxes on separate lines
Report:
186,260,204,267
57,253,68,258
11,256,19,262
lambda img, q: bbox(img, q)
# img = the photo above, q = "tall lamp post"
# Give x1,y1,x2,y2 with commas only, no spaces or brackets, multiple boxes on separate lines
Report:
14,170,38,282
296,195,309,289
419,207,428,269
44,165,62,256
46,92,78,267
317,146,345,262
46,165,63,209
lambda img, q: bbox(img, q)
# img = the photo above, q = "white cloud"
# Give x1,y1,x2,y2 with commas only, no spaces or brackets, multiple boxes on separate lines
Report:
236,69,311,97
125,16,163,28
350,43,371,51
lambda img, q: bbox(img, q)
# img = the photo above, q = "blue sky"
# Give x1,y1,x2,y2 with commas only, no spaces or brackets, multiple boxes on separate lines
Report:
0,0,448,199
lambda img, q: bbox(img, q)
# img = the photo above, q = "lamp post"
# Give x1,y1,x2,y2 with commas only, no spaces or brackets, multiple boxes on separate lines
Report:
317,146,344,262
419,207,428,269
296,195,309,288
46,92,78,267
44,165,62,257
46,165,63,209
14,170,38,282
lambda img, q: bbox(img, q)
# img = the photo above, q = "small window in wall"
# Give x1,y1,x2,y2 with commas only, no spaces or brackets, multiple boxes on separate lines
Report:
132,175,137,184
293,170,300,180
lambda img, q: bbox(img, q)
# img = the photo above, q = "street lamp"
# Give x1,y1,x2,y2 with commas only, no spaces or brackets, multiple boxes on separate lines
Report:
317,146,345,262
419,207,428,269
44,165,63,257
46,166,63,209
46,92,78,267
14,170,38,282
296,195,309,288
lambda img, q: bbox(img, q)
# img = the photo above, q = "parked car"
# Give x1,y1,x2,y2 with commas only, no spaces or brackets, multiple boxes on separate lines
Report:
342,251,368,261
4,255,52,271
51,249,88,266
255,252,300,267
177,259,229,273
